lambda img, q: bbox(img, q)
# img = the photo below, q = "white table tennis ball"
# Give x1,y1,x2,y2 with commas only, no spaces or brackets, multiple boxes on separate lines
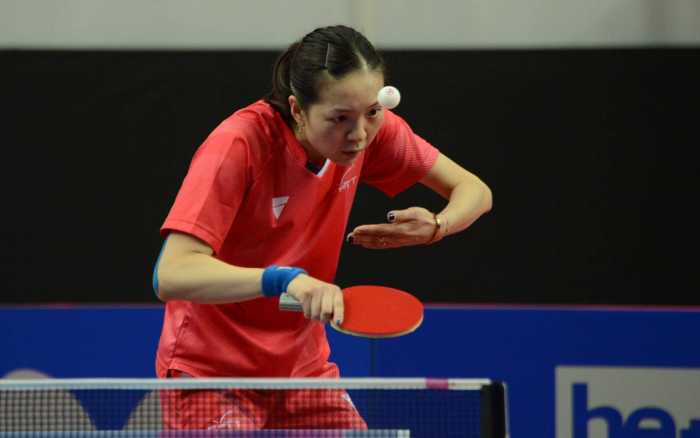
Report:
378,86,401,109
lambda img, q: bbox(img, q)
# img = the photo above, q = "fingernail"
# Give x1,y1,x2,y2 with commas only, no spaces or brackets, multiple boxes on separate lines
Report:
346,234,354,244
387,212,395,222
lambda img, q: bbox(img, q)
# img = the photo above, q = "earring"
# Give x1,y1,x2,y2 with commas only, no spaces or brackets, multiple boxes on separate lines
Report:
294,121,305,139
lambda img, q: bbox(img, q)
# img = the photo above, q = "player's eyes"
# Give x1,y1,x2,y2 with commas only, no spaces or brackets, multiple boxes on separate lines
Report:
367,108,382,118
328,109,380,124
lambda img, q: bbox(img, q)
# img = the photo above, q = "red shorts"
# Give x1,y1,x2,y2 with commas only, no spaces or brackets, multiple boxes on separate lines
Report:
161,370,367,430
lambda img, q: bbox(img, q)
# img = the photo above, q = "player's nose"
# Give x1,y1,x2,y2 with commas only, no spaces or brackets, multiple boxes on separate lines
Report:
346,120,366,143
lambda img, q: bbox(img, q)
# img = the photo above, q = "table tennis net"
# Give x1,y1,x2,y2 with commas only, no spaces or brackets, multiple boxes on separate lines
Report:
0,378,506,437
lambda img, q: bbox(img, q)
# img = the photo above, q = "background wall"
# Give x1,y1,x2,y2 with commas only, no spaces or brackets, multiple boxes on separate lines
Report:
2,0,700,48
2,1,698,305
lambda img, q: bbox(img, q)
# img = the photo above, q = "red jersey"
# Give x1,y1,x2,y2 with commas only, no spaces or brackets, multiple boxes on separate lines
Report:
156,100,438,378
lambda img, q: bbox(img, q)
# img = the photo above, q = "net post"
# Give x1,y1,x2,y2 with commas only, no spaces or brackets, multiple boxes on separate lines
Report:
480,380,509,438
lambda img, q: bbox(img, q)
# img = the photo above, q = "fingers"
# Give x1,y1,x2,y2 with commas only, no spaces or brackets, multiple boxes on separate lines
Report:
310,293,322,321
287,276,344,323
308,286,343,323
386,207,422,223
350,234,405,249
347,228,411,249
346,222,403,249
347,207,436,249
332,292,344,325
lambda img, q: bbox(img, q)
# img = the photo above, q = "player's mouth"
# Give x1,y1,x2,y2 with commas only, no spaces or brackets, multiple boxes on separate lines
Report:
341,145,365,158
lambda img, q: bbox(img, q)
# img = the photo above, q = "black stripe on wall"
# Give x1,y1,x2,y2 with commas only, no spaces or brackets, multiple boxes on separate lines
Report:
2,48,698,304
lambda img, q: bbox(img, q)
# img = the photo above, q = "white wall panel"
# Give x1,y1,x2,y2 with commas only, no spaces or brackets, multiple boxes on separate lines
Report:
1,0,698,49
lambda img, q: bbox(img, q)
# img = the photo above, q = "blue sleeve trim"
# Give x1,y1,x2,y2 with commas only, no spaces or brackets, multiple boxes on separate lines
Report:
152,237,169,298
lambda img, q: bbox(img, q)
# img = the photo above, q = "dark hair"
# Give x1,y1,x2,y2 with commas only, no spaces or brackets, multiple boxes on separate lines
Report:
264,25,386,126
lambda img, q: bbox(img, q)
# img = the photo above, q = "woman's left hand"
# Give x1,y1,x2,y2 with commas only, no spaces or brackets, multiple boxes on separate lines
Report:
347,207,439,249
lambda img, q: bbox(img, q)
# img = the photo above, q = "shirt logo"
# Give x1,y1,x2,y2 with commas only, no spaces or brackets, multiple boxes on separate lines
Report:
272,196,289,219
338,165,358,192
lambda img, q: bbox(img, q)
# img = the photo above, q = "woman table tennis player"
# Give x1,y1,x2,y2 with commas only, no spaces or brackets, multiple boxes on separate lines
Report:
153,25,492,430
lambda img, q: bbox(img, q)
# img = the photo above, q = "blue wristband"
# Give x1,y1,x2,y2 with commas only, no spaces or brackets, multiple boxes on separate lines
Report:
261,265,307,297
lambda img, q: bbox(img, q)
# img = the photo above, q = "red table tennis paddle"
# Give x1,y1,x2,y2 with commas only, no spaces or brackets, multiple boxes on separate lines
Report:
279,285,424,338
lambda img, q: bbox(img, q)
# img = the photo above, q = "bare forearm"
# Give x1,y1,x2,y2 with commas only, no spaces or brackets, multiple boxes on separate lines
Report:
157,253,264,304
156,250,344,323
349,155,493,249
438,179,493,238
